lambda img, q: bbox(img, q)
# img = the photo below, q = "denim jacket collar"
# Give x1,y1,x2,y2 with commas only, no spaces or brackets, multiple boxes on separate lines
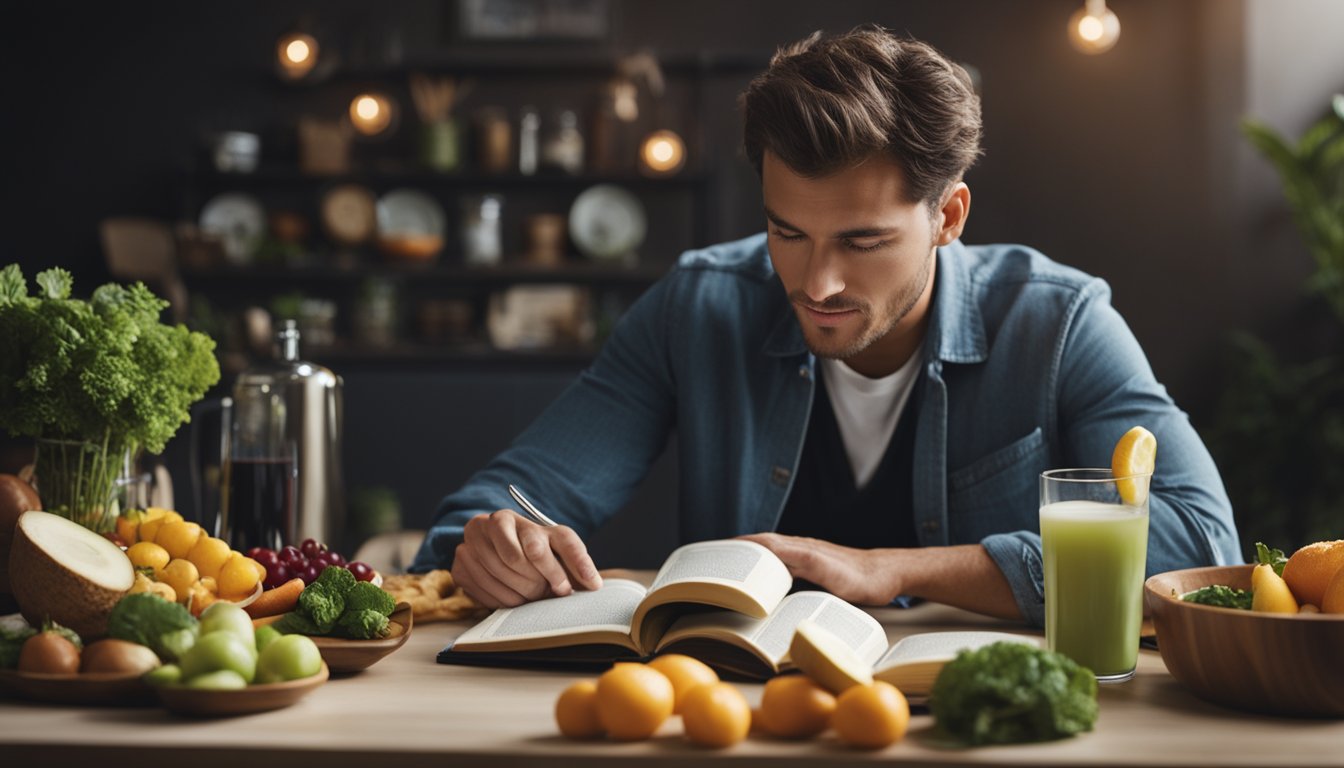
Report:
760,239,989,364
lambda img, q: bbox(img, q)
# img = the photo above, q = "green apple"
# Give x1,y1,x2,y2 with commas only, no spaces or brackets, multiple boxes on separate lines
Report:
180,630,257,683
256,634,322,684
184,669,248,690
143,663,182,687
199,602,256,654
254,625,282,654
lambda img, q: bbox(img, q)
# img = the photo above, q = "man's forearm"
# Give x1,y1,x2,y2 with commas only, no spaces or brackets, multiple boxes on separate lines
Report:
892,544,1022,621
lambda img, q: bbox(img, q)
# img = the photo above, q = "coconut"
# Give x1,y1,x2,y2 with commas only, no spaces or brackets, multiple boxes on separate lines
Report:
9,510,134,639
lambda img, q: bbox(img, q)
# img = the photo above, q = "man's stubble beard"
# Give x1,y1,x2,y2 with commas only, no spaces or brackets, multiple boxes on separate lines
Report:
800,245,935,362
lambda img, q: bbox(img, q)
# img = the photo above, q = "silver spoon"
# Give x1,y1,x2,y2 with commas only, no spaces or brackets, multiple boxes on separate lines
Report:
507,483,559,528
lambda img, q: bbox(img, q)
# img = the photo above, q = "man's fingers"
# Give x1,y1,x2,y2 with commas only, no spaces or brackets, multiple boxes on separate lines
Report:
549,526,602,591
454,543,527,608
740,533,820,580
518,524,573,596
483,510,551,586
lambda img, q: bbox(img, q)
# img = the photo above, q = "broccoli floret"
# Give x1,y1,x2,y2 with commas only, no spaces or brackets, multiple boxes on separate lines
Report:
336,609,390,640
298,583,345,633
106,592,200,662
345,581,396,616
312,565,357,598
271,611,322,636
931,641,1098,745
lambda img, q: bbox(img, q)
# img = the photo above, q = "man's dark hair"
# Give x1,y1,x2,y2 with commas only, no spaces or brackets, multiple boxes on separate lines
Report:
741,25,982,206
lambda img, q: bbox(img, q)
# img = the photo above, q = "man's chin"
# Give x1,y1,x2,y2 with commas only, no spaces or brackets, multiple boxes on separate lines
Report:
802,328,868,360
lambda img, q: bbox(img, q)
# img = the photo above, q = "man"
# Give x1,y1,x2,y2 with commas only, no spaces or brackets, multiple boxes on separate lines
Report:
411,26,1240,626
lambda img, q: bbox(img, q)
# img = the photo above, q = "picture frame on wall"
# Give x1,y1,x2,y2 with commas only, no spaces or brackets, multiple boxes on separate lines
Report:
457,0,611,42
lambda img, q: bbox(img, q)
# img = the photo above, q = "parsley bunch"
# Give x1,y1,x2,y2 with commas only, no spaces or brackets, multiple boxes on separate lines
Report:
0,264,220,455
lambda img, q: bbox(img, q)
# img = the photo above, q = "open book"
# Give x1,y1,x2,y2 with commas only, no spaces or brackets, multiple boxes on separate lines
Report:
438,539,891,679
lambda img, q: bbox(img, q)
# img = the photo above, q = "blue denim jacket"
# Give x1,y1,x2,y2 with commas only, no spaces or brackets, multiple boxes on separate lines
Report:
412,233,1241,626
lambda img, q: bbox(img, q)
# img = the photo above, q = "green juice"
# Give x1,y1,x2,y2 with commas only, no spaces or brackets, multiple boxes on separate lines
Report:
1040,500,1149,679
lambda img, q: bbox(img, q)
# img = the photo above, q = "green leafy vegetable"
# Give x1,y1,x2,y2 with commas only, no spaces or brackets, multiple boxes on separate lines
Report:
274,567,397,640
0,615,38,669
345,580,395,616
1181,585,1253,610
931,641,1098,746
336,609,390,640
313,564,358,596
106,593,200,662
297,583,346,633
271,611,322,637
1256,542,1289,577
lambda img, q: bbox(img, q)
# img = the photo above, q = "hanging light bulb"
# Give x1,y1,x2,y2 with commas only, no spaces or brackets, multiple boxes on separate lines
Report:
639,130,686,176
1069,0,1121,55
349,92,396,136
276,32,319,80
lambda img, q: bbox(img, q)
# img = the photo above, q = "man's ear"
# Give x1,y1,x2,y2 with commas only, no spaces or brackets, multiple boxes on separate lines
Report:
935,182,971,246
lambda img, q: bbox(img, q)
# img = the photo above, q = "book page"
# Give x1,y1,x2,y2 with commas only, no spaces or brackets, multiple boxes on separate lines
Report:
657,591,887,671
645,539,792,617
452,579,647,650
873,631,1040,696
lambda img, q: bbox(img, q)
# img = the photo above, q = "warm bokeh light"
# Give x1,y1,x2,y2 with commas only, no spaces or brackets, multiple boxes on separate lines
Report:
349,93,395,135
639,130,686,175
1069,1,1120,54
276,32,318,79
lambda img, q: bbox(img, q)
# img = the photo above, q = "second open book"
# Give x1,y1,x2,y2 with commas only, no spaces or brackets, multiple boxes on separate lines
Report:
438,539,1037,687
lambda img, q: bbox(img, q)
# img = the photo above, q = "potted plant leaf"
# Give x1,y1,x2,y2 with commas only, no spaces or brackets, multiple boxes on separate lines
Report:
0,265,220,532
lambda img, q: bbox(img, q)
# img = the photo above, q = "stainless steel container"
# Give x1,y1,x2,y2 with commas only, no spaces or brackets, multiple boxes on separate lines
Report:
225,320,344,551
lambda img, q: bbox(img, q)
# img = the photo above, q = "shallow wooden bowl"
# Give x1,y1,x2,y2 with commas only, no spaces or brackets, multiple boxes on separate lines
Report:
1145,564,1344,717
0,669,153,706
311,602,413,674
155,662,329,717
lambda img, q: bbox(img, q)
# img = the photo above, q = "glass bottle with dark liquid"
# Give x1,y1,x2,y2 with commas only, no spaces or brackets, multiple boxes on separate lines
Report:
222,457,294,552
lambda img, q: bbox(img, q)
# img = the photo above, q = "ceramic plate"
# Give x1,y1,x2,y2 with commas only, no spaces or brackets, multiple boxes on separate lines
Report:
568,184,646,261
199,192,266,264
310,602,413,674
321,184,377,245
154,662,329,717
0,669,154,706
376,188,445,238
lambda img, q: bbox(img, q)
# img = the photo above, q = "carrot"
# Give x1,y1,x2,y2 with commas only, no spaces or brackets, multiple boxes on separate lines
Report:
244,577,305,619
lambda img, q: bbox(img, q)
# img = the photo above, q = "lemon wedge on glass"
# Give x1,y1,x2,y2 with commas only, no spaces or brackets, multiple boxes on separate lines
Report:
1111,426,1156,506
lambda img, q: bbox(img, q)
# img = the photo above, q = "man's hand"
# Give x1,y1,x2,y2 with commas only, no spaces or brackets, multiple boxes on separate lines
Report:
739,532,900,605
452,510,602,608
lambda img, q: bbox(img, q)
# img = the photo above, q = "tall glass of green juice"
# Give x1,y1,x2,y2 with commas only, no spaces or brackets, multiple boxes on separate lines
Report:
1040,468,1150,683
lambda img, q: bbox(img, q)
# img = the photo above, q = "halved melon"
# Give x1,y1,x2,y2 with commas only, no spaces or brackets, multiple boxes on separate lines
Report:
9,510,134,639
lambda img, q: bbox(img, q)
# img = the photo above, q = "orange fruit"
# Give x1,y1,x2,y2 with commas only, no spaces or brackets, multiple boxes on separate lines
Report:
159,558,200,601
217,554,262,599
1282,540,1344,609
187,536,234,581
155,521,203,560
756,674,836,739
1111,426,1156,506
648,653,719,713
1321,562,1344,614
137,509,182,544
680,681,751,748
832,681,910,750
555,680,604,740
594,663,675,741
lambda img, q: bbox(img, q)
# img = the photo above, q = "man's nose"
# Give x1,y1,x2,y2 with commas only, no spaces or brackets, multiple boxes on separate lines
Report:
801,246,845,303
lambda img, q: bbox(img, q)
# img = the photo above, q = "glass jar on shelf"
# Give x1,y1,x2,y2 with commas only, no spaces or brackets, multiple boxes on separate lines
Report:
542,109,584,175
461,194,504,266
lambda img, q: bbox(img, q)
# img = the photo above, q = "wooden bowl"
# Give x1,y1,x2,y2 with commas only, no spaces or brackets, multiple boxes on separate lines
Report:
378,234,442,263
1145,565,1344,717
311,602,413,674
0,669,153,706
155,662,329,717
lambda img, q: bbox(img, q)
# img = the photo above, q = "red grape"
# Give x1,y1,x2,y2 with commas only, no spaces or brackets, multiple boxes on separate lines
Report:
246,547,270,560
253,549,280,570
326,551,346,567
300,563,322,584
263,562,290,589
300,538,326,559
280,545,305,568
348,561,375,582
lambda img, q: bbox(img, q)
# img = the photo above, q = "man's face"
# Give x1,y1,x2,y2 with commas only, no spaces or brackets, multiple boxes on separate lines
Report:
762,151,940,369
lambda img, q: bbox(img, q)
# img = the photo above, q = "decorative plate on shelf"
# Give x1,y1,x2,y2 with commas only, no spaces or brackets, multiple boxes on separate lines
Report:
199,193,266,265
320,184,377,246
568,184,646,262
376,188,445,238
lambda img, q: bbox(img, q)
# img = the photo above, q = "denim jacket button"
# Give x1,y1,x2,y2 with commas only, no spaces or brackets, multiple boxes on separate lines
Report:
798,365,810,379
771,466,791,486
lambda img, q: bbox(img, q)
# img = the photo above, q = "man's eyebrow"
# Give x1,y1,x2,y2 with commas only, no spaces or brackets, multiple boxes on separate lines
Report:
764,207,899,239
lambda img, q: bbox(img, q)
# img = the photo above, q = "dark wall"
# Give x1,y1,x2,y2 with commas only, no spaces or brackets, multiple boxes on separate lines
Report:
3,1,1336,565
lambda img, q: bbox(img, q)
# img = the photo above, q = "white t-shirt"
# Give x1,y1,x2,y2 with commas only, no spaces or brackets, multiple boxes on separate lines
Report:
818,347,924,489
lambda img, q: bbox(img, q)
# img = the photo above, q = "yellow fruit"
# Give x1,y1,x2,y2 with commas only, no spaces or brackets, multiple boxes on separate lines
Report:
1322,565,1344,614
555,680,604,740
832,681,910,749
199,577,218,595
187,582,218,617
115,510,144,545
1282,540,1344,609
648,654,719,714
756,674,836,739
1250,563,1299,614
680,681,751,748
160,558,200,602
126,541,170,573
218,554,262,598
155,521,203,560
187,537,234,581
249,557,267,581
137,509,182,545
594,663,675,741
1111,426,1157,506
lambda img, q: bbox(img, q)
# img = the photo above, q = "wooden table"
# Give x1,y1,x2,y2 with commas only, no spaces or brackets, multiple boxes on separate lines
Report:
2,598,1341,767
